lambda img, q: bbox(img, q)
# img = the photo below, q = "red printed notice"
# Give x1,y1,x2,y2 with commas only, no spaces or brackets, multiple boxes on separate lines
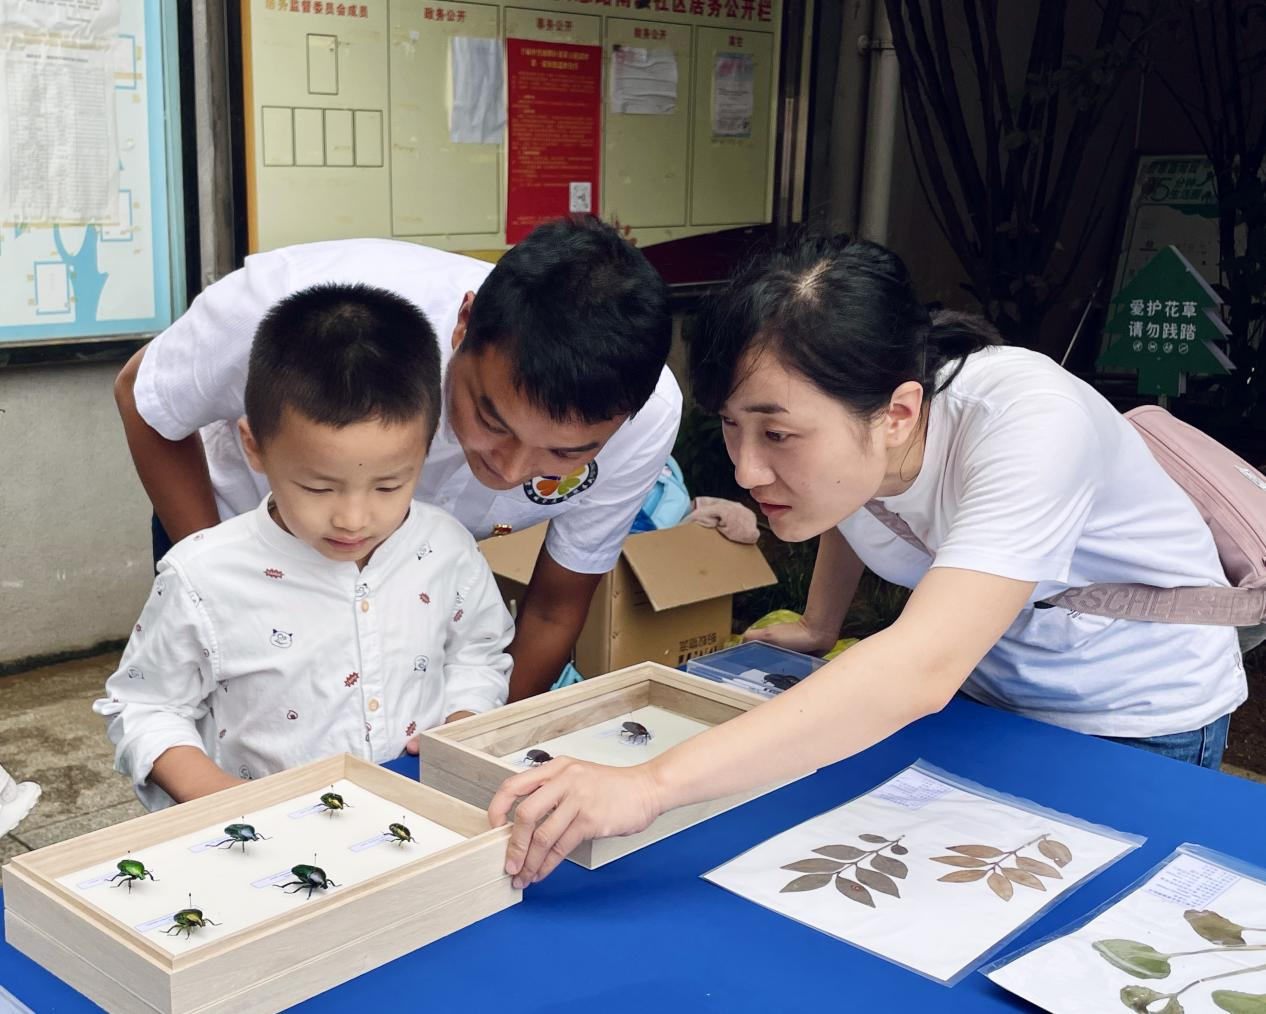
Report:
505,38,601,244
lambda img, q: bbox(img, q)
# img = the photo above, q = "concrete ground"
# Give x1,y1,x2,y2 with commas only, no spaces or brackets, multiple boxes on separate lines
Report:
0,650,1263,864
0,653,144,864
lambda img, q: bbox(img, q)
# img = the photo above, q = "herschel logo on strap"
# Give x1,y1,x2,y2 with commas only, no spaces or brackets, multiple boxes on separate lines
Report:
863,405,1266,629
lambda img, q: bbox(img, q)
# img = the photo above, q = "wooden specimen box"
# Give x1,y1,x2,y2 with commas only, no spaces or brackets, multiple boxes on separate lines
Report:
2,754,519,1013
418,662,806,868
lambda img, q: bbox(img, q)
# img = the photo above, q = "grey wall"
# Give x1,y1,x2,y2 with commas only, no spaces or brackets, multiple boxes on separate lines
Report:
0,361,152,668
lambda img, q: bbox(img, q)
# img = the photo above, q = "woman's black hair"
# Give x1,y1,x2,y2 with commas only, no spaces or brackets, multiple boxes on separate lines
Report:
689,235,1002,418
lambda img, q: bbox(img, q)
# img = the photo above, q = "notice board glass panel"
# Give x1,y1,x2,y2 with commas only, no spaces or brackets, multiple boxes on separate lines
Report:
241,0,782,255
0,0,186,347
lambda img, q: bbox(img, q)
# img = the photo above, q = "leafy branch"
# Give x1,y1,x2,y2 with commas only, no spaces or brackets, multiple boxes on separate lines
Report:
779,833,909,908
1095,908,1266,1012
931,833,1071,901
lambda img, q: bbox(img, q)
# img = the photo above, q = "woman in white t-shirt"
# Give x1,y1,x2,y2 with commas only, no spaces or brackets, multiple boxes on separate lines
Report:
487,236,1247,888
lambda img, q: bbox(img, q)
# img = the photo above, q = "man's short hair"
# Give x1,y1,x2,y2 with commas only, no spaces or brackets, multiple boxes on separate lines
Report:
462,215,671,423
245,282,441,446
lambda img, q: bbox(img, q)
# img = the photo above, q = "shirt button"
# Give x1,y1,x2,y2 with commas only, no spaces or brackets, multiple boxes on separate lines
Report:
368,698,380,712
360,600,370,613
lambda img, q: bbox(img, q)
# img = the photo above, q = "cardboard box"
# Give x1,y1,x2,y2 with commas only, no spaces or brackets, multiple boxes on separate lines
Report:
3,754,519,1013
478,522,777,673
418,662,811,868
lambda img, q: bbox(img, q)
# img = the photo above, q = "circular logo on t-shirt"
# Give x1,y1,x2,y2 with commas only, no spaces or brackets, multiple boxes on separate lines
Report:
523,462,598,505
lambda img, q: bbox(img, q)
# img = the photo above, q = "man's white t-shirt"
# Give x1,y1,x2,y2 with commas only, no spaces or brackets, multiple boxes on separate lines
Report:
134,238,683,575
838,345,1246,739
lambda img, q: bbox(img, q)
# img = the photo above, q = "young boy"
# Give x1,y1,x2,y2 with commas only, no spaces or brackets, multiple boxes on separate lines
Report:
95,284,513,810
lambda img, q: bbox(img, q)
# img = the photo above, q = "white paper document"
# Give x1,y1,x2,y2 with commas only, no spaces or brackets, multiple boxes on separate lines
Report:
711,51,754,137
704,763,1140,984
0,0,120,222
0,0,119,38
609,45,677,115
449,36,504,145
988,846,1266,1013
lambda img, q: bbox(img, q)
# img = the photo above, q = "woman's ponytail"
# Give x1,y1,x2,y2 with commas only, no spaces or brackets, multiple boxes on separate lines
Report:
925,309,1003,394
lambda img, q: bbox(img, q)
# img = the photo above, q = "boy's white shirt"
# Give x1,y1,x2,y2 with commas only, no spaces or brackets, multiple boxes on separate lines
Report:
838,345,1246,739
94,498,513,811
133,238,683,575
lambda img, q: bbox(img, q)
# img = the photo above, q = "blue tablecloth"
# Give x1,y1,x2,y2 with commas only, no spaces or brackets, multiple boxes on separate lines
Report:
4,695,1264,1012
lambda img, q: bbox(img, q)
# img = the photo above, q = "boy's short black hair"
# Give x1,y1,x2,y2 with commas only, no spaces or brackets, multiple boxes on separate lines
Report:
245,283,441,446
461,215,671,423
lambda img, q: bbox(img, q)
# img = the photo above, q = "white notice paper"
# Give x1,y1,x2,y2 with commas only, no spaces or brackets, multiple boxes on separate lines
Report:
704,762,1140,984
449,36,504,145
0,0,121,222
609,45,677,115
0,0,119,38
711,51,754,138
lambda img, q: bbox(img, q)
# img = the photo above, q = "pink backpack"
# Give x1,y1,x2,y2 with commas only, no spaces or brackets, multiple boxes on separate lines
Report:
865,405,1266,630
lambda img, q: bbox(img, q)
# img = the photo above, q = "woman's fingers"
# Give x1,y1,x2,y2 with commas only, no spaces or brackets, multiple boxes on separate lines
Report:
514,796,580,888
530,818,592,884
491,760,666,886
488,763,557,828
495,764,572,875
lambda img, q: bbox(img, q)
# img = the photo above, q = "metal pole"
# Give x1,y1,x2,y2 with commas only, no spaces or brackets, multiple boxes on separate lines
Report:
190,0,236,291
857,2,898,244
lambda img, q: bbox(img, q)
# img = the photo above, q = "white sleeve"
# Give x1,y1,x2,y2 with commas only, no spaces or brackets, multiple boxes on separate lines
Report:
441,547,514,716
133,254,292,440
92,562,220,810
932,394,1102,584
543,373,682,574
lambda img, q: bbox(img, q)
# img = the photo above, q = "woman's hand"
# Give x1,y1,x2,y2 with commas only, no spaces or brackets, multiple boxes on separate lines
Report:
488,757,664,888
742,616,836,656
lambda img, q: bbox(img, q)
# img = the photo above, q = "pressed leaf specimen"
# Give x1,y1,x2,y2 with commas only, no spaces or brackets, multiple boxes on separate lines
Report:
930,833,1069,901
778,833,908,908
1093,908,1266,1013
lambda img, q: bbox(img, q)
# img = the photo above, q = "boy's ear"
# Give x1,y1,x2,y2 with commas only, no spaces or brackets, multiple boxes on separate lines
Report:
450,291,476,351
238,417,266,474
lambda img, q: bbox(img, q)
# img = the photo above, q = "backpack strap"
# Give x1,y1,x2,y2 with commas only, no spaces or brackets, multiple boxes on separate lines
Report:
862,500,1266,627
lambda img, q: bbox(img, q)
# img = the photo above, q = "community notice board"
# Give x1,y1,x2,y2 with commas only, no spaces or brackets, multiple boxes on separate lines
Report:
242,0,783,254
0,1,184,346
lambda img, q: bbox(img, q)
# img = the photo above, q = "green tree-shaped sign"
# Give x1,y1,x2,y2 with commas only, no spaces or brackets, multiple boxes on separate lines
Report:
1098,245,1234,396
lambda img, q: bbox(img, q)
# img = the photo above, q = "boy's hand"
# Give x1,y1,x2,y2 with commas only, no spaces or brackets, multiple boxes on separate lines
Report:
405,711,476,755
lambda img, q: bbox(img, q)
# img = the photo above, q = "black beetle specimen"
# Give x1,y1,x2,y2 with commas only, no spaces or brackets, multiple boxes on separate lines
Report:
214,822,270,852
763,672,803,692
276,863,338,898
386,822,415,846
619,721,652,745
162,894,221,939
109,856,157,893
525,749,553,766
318,790,350,816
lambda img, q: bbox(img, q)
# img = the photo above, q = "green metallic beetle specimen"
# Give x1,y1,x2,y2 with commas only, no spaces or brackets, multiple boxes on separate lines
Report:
161,895,221,939
318,791,350,816
213,822,270,852
276,864,338,898
108,857,157,892
386,822,415,846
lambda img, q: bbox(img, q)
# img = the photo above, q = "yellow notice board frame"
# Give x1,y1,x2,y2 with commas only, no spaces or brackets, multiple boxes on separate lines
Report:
240,0,784,255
